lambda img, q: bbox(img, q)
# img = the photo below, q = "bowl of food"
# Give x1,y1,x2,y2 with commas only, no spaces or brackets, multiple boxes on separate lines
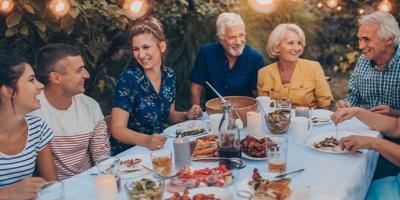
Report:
265,110,291,134
205,96,257,127
165,157,244,193
125,177,164,200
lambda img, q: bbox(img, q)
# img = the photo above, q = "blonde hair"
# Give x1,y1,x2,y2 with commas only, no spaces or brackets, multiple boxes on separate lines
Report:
266,23,306,58
130,16,166,44
359,11,400,46
216,12,245,38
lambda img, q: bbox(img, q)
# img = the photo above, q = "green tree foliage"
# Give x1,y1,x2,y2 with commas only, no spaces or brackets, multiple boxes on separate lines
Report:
1,0,399,113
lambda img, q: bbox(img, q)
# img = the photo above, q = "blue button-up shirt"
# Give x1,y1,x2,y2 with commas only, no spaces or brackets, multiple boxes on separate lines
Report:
189,42,265,101
345,46,400,109
111,64,175,154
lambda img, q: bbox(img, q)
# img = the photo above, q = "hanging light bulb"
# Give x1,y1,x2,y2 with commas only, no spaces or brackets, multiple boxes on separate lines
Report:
0,0,14,13
336,6,342,11
256,0,273,4
377,0,392,12
248,0,279,14
326,0,338,8
48,0,70,17
358,8,365,14
122,0,149,20
317,2,323,8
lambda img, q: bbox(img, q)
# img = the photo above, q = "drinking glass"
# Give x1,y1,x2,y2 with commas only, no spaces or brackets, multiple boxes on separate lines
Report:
151,149,172,177
266,136,288,173
37,181,64,200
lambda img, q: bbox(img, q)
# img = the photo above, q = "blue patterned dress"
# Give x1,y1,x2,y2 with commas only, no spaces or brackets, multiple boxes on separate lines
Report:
111,64,176,154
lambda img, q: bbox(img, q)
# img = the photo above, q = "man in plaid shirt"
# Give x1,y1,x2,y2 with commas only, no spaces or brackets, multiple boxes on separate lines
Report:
335,11,400,117
335,11,400,179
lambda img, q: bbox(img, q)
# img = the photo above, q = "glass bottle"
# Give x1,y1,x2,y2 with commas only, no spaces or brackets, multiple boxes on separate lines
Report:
218,101,241,169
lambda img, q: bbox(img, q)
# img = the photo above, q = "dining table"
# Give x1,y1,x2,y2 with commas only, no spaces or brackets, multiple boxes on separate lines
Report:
62,109,380,200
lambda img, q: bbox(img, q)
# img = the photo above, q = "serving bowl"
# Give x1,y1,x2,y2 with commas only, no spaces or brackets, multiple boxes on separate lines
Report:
125,177,164,200
265,110,291,134
205,96,257,127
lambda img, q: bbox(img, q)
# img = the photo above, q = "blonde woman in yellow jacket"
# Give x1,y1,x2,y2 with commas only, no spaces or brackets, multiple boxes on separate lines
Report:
257,23,333,109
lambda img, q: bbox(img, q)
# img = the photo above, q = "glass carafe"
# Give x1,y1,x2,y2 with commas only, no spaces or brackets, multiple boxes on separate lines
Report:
218,102,241,169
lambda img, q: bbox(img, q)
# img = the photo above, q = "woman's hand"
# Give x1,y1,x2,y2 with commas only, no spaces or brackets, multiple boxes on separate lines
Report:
2,177,46,200
186,105,203,120
147,134,167,150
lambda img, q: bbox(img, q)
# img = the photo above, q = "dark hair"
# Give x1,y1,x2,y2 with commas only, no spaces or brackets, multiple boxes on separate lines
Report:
35,43,81,85
0,54,27,105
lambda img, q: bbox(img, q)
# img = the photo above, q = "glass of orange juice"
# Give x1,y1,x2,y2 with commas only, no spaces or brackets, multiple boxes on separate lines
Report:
151,149,172,177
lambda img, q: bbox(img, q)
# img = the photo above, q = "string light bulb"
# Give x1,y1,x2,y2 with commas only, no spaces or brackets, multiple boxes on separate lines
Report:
122,0,149,20
336,6,342,11
326,0,338,8
48,0,70,17
358,8,365,14
248,0,279,14
317,2,323,8
0,0,14,14
377,0,392,12
256,0,273,4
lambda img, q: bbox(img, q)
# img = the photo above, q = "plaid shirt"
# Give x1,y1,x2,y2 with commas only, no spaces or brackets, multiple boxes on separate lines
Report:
345,46,400,109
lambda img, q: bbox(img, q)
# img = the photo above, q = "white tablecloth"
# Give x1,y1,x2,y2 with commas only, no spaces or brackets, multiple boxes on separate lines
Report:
62,110,379,200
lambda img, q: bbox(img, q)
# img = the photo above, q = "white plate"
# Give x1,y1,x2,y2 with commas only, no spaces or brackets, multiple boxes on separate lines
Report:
237,172,310,200
311,109,333,126
188,187,233,200
163,120,208,139
118,154,152,178
306,132,353,154
241,152,267,161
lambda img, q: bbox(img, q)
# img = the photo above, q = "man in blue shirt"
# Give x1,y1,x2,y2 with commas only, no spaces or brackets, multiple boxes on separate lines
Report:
189,12,265,106
335,11,400,179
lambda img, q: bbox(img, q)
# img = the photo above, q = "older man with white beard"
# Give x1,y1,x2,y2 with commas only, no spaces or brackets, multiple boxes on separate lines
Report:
189,12,265,106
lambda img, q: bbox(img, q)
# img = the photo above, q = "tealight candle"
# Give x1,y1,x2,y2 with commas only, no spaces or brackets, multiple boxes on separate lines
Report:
247,112,263,135
173,136,190,169
94,174,118,200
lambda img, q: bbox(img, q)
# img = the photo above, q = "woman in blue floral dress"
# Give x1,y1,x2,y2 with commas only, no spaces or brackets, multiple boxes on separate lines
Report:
110,17,202,154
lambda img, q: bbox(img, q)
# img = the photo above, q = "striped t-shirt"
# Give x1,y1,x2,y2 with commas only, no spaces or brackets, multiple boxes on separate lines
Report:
32,93,111,179
0,115,54,187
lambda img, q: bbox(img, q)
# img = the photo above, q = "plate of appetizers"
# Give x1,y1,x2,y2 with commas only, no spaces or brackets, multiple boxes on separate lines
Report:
237,168,310,200
306,132,354,154
166,187,233,200
163,120,207,139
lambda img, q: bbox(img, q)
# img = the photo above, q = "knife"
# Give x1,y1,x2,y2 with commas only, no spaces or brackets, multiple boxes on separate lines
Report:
274,168,305,179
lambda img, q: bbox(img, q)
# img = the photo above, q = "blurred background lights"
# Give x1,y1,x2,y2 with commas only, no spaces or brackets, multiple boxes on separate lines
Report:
378,0,392,12
48,0,70,17
256,0,273,5
249,0,279,14
0,0,14,13
122,0,149,20
326,0,338,8
358,8,365,14
317,2,323,8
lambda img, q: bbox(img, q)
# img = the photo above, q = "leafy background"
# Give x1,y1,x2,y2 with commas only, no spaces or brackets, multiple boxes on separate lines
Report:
1,0,399,114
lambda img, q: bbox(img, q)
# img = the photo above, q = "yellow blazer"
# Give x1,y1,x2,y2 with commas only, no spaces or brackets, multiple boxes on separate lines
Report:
257,59,333,108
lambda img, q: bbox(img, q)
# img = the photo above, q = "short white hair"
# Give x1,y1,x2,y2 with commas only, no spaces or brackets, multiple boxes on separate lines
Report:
359,11,400,46
266,23,306,59
216,12,245,38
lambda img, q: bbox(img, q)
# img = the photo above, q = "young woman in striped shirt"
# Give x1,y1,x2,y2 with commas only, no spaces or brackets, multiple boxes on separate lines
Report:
0,54,57,199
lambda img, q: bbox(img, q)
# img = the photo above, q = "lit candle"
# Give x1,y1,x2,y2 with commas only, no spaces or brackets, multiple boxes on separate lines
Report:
247,112,263,135
94,174,118,200
173,136,190,169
